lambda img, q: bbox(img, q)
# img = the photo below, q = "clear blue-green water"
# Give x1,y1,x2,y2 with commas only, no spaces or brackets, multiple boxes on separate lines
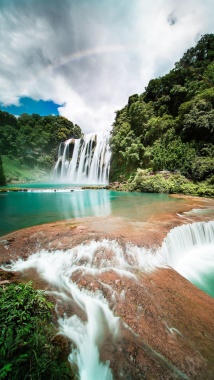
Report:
195,272,214,297
1,183,214,298
0,183,176,237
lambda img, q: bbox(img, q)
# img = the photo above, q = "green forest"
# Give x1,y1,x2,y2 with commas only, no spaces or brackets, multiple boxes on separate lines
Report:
109,34,214,196
0,34,214,196
0,113,82,184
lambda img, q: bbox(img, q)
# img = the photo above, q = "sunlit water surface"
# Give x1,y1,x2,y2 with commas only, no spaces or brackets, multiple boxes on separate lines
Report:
0,183,177,236
1,183,214,297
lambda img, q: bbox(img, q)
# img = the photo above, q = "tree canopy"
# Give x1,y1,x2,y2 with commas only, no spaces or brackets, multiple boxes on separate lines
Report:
110,34,214,186
0,111,82,174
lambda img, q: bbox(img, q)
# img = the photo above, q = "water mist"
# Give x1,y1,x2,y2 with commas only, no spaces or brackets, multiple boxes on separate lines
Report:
53,132,111,185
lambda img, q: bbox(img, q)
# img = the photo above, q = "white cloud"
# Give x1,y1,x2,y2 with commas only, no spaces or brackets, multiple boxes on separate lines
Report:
0,0,213,133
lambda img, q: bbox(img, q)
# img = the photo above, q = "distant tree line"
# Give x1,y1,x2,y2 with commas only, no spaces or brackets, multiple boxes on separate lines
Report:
0,112,82,183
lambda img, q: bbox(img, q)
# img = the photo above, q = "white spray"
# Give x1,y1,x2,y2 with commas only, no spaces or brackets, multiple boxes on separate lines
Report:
4,239,166,379
3,221,214,379
53,132,111,185
161,220,214,287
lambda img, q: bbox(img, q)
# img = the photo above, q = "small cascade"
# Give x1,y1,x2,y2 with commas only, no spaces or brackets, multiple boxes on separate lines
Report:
53,132,111,185
161,220,214,294
2,240,167,380
2,221,214,378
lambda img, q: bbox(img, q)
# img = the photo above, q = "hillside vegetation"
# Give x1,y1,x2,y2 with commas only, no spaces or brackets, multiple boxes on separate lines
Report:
0,34,213,195
110,34,214,196
0,113,82,183
0,156,6,185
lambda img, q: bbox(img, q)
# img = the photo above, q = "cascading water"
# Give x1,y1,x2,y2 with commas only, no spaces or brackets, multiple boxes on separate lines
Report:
6,241,121,380
2,220,214,379
53,132,111,185
2,239,179,380
161,220,214,296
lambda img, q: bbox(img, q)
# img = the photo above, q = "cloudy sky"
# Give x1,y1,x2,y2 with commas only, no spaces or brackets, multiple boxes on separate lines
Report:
0,0,213,133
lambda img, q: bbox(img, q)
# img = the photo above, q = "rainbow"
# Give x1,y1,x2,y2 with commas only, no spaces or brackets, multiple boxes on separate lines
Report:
50,44,138,70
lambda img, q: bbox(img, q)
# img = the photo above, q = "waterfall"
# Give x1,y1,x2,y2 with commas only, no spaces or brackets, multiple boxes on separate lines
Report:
53,132,111,185
161,220,214,294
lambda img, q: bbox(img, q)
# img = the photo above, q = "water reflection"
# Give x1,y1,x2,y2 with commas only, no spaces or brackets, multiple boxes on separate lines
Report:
0,188,193,237
57,190,112,219
0,190,112,236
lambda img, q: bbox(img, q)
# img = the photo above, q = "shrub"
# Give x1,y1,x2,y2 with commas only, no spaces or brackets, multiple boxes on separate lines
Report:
191,157,214,180
127,170,214,197
0,282,72,380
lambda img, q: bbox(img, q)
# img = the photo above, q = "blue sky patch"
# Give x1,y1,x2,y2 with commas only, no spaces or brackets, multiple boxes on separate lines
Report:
0,97,61,117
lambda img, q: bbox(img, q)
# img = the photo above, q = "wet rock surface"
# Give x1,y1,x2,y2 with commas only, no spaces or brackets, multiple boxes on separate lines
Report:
0,195,214,379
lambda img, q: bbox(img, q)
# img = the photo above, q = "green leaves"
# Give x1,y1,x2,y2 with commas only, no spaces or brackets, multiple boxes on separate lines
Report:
0,155,6,185
0,112,82,179
0,282,72,380
178,88,214,143
150,129,196,177
127,170,214,197
0,363,13,379
110,34,214,189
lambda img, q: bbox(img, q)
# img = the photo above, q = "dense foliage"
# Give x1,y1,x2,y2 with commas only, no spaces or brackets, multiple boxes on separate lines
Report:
0,155,6,185
0,34,213,195
0,282,73,380
0,112,82,182
110,34,214,195
125,170,214,197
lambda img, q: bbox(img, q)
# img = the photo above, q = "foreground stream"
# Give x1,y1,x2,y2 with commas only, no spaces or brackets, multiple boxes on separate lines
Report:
1,186,214,379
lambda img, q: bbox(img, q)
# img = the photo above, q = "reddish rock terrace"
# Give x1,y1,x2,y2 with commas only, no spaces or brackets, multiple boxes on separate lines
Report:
0,194,214,379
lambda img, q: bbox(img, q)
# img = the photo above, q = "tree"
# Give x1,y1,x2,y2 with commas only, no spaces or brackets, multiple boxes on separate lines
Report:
178,88,214,143
151,129,196,177
0,110,17,129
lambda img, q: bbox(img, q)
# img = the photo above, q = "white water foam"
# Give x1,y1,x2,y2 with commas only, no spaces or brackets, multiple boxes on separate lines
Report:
161,220,214,286
53,132,111,185
7,243,121,379
3,239,166,379
3,221,214,378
